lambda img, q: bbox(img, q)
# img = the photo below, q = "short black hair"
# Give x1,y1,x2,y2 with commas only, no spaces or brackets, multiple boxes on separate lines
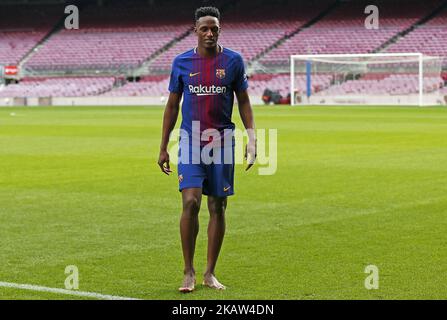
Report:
194,6,220,22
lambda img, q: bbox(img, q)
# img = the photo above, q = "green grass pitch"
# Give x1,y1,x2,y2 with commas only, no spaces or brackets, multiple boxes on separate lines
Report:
0,105,447,300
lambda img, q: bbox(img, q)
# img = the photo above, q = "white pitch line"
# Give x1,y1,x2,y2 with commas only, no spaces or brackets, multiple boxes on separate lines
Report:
0,281,141,300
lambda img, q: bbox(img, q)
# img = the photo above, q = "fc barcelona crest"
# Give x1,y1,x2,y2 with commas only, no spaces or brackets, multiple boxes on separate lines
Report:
216,69,226,79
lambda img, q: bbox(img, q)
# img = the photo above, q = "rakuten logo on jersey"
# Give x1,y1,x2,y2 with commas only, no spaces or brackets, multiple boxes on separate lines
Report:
188,84,227,96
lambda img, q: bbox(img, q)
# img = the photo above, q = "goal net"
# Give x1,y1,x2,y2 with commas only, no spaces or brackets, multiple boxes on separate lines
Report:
290,53,445,106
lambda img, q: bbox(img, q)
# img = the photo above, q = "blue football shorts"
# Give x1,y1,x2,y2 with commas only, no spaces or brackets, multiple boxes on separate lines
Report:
178,143,235,197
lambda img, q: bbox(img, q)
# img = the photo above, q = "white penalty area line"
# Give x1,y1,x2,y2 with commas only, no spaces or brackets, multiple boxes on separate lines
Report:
0,281,141,300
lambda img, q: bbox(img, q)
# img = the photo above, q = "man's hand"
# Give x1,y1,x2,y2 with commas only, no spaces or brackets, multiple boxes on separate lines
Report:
158,149,172,175
235,90,256,172
244,139,257,171
158,92,181,175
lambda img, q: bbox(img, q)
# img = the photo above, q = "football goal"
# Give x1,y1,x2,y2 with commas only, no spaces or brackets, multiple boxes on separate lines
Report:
290,53,445,106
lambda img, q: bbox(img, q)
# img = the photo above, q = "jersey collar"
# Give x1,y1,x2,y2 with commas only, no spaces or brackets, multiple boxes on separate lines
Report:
193,44,223,55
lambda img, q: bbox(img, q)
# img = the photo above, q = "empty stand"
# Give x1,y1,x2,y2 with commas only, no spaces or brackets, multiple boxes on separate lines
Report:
316,74,443,96
386,5,447,66
24,1,198,71
260,0,443,67
0,77,115,97
102,75,169,96
0,5,63,65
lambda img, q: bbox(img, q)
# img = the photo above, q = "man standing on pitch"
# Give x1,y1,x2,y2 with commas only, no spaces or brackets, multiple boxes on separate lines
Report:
158,6,256,293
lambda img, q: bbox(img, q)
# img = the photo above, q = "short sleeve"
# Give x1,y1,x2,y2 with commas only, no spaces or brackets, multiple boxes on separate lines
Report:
168,58,183,93
233,54,249,93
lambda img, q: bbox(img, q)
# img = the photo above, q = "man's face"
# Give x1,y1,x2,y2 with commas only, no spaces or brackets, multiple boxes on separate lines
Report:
195,16,220,49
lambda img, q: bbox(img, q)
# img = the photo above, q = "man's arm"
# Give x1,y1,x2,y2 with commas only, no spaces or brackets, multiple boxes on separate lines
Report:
158,92,182,175
235,90,257,171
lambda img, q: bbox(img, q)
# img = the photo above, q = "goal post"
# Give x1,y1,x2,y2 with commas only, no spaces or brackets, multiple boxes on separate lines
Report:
0,65,4,85
290,53,445,106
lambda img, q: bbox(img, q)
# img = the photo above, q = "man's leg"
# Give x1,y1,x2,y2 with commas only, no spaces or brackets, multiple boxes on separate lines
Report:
203,195,227,290
179,187,202,293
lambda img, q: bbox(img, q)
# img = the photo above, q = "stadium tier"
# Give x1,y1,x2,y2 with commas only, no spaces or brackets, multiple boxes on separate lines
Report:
0,5,63,65
385,5,447,65
251,73,445,101
102,75,169,97
0,77,115,97
23,2,197,72
24,26,188,71
0,32,46,66
260,0,444,67
315,74,443,96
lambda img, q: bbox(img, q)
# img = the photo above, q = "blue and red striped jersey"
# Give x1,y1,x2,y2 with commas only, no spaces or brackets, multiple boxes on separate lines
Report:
168,45,248,145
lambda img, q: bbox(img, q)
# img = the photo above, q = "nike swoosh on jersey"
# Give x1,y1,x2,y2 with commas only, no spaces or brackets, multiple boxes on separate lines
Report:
189,72,200,77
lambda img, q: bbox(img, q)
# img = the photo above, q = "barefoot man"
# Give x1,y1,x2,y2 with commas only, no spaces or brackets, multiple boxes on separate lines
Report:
158,6,257,293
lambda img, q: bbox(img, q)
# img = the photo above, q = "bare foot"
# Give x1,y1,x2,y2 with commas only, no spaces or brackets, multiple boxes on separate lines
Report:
179,273,195,293
203,273,226,290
